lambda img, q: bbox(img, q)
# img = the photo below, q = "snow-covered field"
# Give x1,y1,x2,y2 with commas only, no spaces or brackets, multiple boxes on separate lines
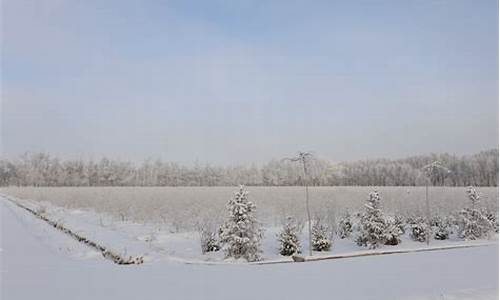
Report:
3,186,498,232
1,193,499,299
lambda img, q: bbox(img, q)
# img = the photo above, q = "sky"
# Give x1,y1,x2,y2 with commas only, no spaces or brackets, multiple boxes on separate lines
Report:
1,0,498,165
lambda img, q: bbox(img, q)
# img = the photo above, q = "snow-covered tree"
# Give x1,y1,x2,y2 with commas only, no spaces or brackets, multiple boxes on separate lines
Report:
337,212,353,239
458,187,492,240
311,220,332,251
277,217,302,256
1,149,498,187
356,191,387,249
219,186,263,261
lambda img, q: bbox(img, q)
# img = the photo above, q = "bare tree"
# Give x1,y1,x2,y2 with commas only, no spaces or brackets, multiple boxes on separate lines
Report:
0,150,497,187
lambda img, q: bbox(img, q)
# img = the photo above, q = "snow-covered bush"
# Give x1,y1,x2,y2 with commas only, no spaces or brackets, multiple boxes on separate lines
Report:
383,217,403,246
337,212,353,239
429,215,441,227
199,229,220,254
393,215,406,234
311,220,332,251
351,211,363,232
444,214,459,235
219,185,263,261
431,216,450,240
458,209,492,240
409,217,429,242
277,217,302,256
356,191,387,249
405,215,417,227
383,224,401,245
486,212,499,233
458,186,492,240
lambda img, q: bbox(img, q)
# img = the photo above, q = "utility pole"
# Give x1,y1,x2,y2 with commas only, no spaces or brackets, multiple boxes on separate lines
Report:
284,151,313,256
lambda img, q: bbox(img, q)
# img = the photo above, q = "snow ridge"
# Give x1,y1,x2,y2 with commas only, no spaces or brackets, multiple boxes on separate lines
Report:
2,195,144,265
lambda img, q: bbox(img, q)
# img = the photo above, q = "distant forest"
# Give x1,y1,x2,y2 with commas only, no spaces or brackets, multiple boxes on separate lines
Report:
0,149,497,187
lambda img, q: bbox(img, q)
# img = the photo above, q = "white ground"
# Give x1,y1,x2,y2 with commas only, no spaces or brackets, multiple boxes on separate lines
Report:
1,196,498,300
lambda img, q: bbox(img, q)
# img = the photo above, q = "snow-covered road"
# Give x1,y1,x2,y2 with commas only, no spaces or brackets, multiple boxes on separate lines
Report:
1,198,498,300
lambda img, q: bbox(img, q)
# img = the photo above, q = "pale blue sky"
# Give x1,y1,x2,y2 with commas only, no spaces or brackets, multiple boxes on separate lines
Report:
2,0,498,164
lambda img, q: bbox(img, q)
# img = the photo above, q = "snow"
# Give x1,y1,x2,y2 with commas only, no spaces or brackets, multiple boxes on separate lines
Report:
1,196,498,300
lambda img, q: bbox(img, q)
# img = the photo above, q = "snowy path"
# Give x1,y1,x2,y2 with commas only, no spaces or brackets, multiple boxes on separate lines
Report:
1,198,498,300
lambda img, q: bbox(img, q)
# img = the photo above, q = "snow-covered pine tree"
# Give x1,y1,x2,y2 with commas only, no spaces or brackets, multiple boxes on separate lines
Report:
277,217,302,256
409,216,429,242
219,185,263,261
337,212,353,239
311,220,332,251
458,186,492,240
356,191,387,249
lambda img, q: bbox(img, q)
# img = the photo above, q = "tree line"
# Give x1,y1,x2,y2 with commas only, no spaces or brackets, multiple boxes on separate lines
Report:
0,149,497,187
